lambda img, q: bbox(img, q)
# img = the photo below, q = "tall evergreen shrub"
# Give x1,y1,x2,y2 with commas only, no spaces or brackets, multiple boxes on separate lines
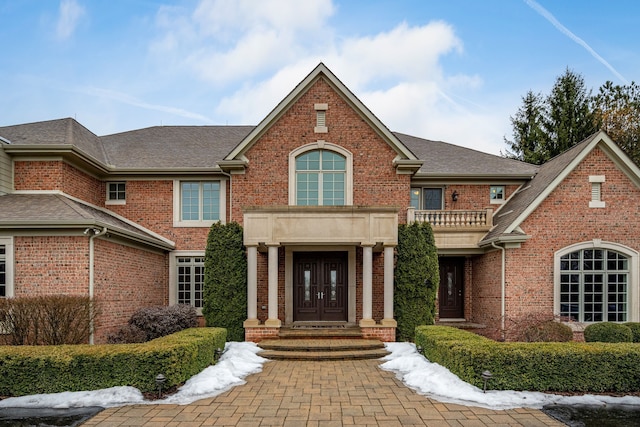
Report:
203,222,247,341
394,222,439,341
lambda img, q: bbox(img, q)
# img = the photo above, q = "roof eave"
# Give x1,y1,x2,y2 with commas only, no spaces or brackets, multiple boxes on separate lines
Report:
478,233,531,248
5,144,110,175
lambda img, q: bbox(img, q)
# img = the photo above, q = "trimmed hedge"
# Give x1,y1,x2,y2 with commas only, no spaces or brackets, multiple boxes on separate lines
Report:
415,325,640,393
0,327,227,397
584,322,633,343
624,322,640,343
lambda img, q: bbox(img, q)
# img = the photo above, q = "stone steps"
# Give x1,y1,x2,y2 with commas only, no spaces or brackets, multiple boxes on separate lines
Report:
258,338,389,361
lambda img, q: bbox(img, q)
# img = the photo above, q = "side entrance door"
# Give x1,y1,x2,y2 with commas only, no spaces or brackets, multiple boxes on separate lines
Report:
438,257,465,319
294,252,347,322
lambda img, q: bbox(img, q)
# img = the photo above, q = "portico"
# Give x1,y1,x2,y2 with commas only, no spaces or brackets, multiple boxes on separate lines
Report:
242,206,398,341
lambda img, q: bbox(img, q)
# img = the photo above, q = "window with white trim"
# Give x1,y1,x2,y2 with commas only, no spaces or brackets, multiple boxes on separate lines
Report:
106,182,126,204
173,180,226,227
177,256,205,308
296,150,345,206
559,248,629,322
490,185,505,204
0,245,6,298
0,237,13,298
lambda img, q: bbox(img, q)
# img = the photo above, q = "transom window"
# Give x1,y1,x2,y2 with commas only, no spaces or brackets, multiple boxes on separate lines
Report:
181,181,220,221
296,150,345,206
410,188,443,210
177,257,204,308
559,248,629,322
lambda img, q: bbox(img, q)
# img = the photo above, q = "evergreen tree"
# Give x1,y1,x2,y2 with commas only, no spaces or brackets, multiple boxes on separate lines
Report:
394,222,439,341
202,222,247,342
543,68,600,158
504,68,600,164
593,81,640,165
503,91,547,165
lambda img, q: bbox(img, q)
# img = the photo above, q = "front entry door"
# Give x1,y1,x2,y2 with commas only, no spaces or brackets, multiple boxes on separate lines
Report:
294,252,347,322
438,257,465,319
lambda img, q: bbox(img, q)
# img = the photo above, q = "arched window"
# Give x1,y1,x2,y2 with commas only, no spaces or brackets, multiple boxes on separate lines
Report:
555,241,638,322
289,142,353,206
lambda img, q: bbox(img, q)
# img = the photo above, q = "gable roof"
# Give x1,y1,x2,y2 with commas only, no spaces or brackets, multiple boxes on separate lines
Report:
222,63,423,173
480,131,640,245
0,192,175,250
395,132,539,178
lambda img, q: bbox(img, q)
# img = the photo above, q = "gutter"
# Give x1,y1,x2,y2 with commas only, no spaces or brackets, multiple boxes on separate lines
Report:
491,241,506,341
85,227,107,344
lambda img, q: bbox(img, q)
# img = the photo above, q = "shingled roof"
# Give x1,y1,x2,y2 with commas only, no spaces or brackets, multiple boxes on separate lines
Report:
480,132,604,245
0,193,174,250
395,132,539,178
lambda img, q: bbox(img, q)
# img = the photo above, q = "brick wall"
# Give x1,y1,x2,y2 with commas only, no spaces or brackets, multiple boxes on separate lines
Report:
471,147,640,339
12,235,168,344
93,239,168,343
232,77,411,223
443,184,520,211
14,236,89,296
14,161,104,206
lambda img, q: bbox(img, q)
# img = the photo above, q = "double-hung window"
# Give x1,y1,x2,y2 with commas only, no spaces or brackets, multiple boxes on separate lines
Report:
296,150,346,206
174,180,225,227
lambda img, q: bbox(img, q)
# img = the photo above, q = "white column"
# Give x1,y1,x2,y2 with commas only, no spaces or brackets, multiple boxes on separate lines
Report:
382,245,397,326
244,245,259,326
360,244,375,327
265,245,281,327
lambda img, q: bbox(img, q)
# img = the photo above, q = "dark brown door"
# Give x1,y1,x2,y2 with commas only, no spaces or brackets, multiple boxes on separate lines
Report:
294,252,347,322
438,257,464,318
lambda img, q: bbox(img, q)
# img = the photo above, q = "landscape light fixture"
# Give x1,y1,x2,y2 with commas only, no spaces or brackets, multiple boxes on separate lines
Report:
155,373,166,398
481,370,493,393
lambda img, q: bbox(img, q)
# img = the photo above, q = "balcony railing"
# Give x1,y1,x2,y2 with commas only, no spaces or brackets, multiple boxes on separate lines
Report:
407,208,493,229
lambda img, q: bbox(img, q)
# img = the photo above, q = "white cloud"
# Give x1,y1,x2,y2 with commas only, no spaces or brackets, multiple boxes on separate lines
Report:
55,0,86,41
150,0,509,154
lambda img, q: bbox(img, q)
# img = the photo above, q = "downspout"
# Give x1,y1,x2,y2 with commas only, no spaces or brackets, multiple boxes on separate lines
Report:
219,170,232,222
491,241,506,341
85,227,107,344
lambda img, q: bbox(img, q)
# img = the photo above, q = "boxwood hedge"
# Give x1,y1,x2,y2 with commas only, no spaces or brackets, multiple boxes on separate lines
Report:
415,325,640,393
0,327,227,397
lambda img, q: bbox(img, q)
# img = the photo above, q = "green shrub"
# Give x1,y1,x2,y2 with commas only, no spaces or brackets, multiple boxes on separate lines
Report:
623,322,640,343
0,296,100,345
203,222,247,342
394,222,439,341
0,327,227,397
584,322,633,343
415,325,640,393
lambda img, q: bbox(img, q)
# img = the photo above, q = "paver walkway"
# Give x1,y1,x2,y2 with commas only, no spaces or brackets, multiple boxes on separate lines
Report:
83,359,564,426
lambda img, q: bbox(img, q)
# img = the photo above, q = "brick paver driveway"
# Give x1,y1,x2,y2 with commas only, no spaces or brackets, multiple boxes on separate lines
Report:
83,359,564,426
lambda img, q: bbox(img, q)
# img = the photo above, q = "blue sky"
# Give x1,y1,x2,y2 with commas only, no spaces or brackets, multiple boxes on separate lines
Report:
1,0,638,155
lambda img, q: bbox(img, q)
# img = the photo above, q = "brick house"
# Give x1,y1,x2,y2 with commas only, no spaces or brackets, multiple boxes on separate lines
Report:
1,63,639,343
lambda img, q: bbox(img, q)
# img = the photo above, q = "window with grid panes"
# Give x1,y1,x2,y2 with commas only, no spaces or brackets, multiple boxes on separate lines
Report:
296,150,345,205
0,245,5,297
559,248,628,322
181,181,220,221
107,182,126,201
177,257,205,308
